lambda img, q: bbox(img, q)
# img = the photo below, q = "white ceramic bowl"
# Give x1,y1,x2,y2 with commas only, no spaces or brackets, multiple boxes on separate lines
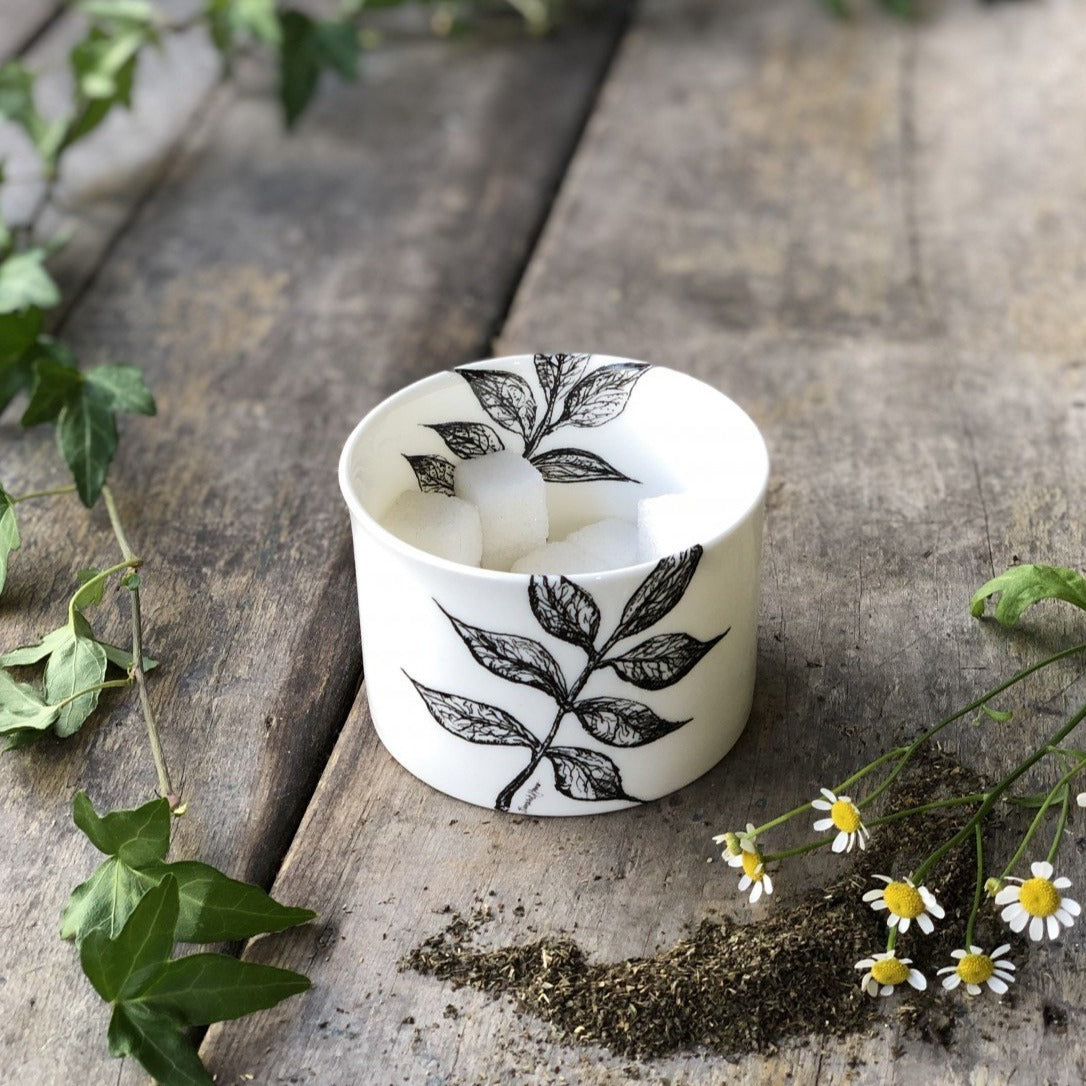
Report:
339,354,768,815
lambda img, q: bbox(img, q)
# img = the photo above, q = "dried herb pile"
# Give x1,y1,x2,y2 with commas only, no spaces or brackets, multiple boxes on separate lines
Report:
404,751,1001,1059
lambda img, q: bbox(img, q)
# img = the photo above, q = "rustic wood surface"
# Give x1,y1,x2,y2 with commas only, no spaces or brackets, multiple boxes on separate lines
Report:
203,0,1086,1084
0,11,627,1084
4,0,1086,1083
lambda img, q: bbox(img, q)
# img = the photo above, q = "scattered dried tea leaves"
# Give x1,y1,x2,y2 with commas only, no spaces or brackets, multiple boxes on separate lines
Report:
404,750,1009,1059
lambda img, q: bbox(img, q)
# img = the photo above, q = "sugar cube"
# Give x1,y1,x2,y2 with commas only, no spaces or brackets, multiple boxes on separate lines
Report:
379,490,483,566
637,493,719,562
454,451,548,571
564,518,639,569
511,540,598,576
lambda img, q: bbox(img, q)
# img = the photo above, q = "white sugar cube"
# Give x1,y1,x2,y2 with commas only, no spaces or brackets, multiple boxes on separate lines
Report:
379,491,483,566
454,451,548,571
511,540,598,576
565,518,639,569
637,493,720,562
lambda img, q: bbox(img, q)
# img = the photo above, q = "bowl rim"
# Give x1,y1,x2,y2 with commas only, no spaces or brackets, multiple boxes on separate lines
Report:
338,353,770,581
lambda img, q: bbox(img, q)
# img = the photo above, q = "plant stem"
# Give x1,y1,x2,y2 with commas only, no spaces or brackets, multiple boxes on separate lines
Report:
102,485,176,807
52,677,132,710
12,484,78,503
965,824,984,947
67,558,140,625
1046,787,1072,865
859,641,1086,811
913,700,1086,884
998,758,1085,877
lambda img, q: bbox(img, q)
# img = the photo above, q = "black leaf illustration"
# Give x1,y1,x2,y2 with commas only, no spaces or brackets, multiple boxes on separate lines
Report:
613,547,703,640
528,576,600,651
557,362,648,429
604,629,728,690
573,696,689,747
555,353,591,397
405,454,455,495
457,368,537,440
530,448,638,484
425,421,505,460
406,674,539,749
533,354,559,401
439,605,567,700
545,746,634,802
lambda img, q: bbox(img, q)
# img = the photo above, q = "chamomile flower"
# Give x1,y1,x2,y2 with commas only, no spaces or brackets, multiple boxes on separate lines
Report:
862,875,945,934
713,822,759,865
995,861,1080,941
855,951,926,998
737,844,773,903
937,944,1015,997
811,788,870,853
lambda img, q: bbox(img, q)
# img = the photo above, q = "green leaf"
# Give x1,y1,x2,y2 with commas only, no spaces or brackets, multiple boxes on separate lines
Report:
62,855,161,940
99,640,158,672
970,564,1086,627
0,483,19,596
137,952,311,1024
74,567,107,608
45,626,108,735
57,381,119,506
279,11,359,128
0,250,60,314
0,623,71,666
73,790,171,865
979,705,1013,724
107,1003,213,1086
64,26,143,150
0,307,43,412
167,860,316,943
0,669,58,735
85,363,156,415
79,0,154,25
21,353,82,426
206,0,281,53
0,63,64,161
80,874,178,1002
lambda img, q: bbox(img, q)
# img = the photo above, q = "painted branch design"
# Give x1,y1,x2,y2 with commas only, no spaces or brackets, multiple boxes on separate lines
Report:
405,546,729,811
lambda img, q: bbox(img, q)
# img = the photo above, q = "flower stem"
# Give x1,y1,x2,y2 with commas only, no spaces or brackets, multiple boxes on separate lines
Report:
52,677,133,710
102,485,177,808
12,484,78,504
859,641,1086,811
913,700,1086,885
998,758,1085,878
1046,786,1072,865
965,824,984,947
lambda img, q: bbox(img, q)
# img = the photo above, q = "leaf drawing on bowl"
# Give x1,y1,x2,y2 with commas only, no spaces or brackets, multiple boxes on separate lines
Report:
404,546,729,811
404,353,648,492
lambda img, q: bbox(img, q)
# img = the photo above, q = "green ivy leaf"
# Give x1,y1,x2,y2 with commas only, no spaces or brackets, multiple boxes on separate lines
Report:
99,640,158,673
0,624,72,666
64,792,316,944
0,250,61,314
107,1003,214,1086
21,353,82,426
279,11,359,129
206,0,281,55
74,567,107,608
970,564,1086,627
78,0,155,26
73,791,171,865
85,363,156,416
0,307,43,412
0,483,19,596
0,63,66,164
0,669,59,737
45,623,108,736
63,24,146,151
57,381,119,507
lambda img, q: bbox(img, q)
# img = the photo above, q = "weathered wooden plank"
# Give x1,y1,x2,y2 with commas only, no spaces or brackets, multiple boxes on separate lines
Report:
203,0,1086,1082
0,17,629,1085
0,0,60,58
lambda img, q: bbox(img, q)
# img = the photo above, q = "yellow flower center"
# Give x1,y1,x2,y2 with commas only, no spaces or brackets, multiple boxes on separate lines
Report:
870,958,910,986
956,953,995,986
882,881,924,919
741,850,764,881
830,799,862,833
1019,877,1061,918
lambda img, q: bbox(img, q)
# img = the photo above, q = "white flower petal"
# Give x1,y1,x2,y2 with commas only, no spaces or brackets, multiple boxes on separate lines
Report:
762,873,774,895
994,887,1020,905
966,983,981,996
813,817,834,831
917,913,934,935
987,976,1009,995
878,985,894,997
750,881,763,904
857,834,867,852
1059,897,1081,917
738,875,752,891
992,969,1015,983
862,889,884,903
832,834,848,854
1047,914,1061,940
990,944,1011,960
812,802,832,814
927,901,946,920
874,875,892,884
950,949,967,959
895,916,910,933
1009,908,1029,933
907,969,927,991
820,787,836,801
855,958,876,970
1032,860,1054,880
1053,877,1072,889
1029,915,1044,941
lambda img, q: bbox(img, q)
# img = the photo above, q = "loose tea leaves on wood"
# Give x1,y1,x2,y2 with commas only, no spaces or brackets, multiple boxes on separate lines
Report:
404,751,998,1060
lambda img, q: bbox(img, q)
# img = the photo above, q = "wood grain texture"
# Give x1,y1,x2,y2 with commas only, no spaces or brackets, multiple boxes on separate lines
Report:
204,0,1086,1083
0,17,627,1085
0,0,60,58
